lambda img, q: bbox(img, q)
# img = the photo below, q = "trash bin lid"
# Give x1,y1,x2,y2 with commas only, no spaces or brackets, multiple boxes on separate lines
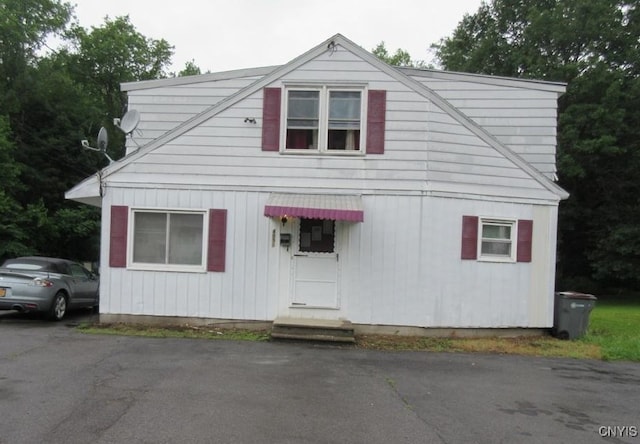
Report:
555,291,597,300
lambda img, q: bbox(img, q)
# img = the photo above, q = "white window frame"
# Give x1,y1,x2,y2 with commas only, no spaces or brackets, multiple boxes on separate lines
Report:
128,208,209,273
280,83,367,155
478,218,517,263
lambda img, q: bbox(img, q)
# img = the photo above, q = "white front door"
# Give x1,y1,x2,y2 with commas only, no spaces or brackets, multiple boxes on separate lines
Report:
291,218,339,308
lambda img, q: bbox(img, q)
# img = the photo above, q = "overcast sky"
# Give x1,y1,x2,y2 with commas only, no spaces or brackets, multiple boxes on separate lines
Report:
67,0,483,73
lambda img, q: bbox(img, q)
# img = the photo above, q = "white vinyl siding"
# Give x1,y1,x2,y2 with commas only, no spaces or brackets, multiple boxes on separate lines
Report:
409,72,562,180
105,46,559,203
123,71,270,155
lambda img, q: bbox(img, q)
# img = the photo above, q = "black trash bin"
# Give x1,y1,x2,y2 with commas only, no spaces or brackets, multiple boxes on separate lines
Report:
553,291,597,339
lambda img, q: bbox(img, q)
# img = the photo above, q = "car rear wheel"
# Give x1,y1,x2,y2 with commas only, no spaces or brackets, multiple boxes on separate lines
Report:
48,292,67,321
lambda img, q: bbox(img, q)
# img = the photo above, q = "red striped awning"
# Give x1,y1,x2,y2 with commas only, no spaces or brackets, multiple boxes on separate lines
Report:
264,193,364,222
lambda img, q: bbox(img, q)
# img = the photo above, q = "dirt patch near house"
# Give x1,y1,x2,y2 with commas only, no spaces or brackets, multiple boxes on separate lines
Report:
78,322,271,341
355,334,602,359
79,322,602,359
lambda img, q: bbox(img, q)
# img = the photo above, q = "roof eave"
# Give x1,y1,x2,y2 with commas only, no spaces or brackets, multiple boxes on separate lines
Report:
121,66,280,92
399,67,567,94
65,174,102,207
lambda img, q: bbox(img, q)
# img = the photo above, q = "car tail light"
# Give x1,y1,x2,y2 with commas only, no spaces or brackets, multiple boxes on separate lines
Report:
30,278,54,287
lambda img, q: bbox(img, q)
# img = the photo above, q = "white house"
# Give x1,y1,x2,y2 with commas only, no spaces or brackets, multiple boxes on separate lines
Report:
66,34,568,335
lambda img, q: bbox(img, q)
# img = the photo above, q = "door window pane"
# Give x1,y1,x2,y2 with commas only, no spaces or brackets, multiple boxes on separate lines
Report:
299,218,335,253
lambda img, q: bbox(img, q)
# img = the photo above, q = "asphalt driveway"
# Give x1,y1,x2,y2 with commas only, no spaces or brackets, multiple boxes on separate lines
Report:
1,311,638,444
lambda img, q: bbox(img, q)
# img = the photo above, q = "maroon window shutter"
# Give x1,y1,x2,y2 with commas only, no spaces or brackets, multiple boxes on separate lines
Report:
366,89,386,154
109,206,128,268
207,209,227,272
262,87,281,151
517,219,533,263
461,216,479,260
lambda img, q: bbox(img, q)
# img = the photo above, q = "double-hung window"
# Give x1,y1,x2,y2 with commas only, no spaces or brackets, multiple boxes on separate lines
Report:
479,219,515,261
131,210,206,270
461,216,532,263
284,86,364,153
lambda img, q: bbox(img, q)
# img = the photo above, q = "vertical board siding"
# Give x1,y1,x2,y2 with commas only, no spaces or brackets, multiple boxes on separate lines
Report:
100,188,275,320
530,205,556,326
341,195,554,328
101,188,556,327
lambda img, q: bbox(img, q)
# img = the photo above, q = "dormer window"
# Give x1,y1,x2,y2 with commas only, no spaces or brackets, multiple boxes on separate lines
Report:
286,90,320,149
328,91,361,150
284,86,364,154
261,87,385,155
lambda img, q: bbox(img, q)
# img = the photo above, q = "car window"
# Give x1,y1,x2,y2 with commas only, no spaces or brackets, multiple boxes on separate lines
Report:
69,264,90,278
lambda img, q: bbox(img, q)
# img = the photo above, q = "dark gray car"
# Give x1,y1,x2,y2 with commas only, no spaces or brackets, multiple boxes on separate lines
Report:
0,256,99,320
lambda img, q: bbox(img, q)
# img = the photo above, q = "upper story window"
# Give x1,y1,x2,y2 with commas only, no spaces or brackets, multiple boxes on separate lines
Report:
261,87,385,155
284,86,364,154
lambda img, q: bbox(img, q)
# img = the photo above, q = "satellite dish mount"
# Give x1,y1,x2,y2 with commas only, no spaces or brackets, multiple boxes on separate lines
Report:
81,126,114,163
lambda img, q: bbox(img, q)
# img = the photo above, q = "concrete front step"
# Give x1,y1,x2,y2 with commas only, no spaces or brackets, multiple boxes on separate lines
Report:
271,318,355,343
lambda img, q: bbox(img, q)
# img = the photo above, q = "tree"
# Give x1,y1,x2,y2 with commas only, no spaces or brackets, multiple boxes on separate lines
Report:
0,0,73,114
0,115,27,260
0,4,176,263
0,115,54,261
65,16,174,160
372,42,427,68
178,59,202,77
432,0,636,81
0,0,81,260
432,0,640,290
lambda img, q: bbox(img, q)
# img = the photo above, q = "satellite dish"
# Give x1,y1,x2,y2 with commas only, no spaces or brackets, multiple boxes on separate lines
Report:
115,109,140,135
97,127,109,151
80,127,114,164
114,109,141,149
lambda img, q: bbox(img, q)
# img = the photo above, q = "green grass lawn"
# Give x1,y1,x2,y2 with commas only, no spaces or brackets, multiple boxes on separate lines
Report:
581,299,640,361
